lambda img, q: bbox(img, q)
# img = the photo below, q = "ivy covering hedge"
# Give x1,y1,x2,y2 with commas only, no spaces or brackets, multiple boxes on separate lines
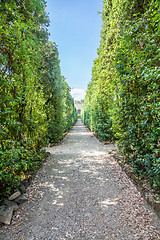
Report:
0,0,77,199
82,0,160,190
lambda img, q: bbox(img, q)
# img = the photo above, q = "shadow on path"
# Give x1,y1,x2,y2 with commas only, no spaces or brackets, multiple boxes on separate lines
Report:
0,120,160,240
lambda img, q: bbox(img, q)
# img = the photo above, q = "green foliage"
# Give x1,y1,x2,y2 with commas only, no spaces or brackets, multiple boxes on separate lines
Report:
61,77,77,133
0,141,46,199
0,0,77,199
40,42,77,143
82,0,160,190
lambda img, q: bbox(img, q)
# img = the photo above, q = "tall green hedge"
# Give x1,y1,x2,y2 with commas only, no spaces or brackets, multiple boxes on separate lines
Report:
0,0,77,199
82,0,160,190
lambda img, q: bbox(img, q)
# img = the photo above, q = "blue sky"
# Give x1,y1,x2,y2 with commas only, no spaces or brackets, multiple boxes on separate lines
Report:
46,0,103,100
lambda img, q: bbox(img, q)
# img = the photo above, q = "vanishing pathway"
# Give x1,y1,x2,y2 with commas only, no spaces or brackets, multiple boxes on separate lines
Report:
0,120,160,239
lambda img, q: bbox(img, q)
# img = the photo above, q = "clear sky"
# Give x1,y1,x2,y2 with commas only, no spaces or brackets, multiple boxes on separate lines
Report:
46,0,103,100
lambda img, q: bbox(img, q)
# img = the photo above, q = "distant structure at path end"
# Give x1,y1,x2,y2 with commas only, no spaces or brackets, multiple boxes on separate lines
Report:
74,101,83,116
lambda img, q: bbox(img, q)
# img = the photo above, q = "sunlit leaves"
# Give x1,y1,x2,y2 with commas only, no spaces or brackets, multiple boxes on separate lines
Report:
0,0,77,199
82,0,160,190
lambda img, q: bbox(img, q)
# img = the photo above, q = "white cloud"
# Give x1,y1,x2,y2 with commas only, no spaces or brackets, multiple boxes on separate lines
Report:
71,88,86,101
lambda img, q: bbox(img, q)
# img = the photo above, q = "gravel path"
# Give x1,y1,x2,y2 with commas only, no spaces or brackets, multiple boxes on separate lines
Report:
0,120,160,240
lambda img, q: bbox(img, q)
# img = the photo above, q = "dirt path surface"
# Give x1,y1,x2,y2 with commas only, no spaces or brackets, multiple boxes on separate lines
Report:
0,120,160,240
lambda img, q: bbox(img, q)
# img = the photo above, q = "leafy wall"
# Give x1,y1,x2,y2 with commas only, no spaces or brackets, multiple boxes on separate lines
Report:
82,0,160,190
0,0,77,199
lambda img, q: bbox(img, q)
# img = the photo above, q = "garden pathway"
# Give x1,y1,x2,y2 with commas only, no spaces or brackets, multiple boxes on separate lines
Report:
0,120,160,239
